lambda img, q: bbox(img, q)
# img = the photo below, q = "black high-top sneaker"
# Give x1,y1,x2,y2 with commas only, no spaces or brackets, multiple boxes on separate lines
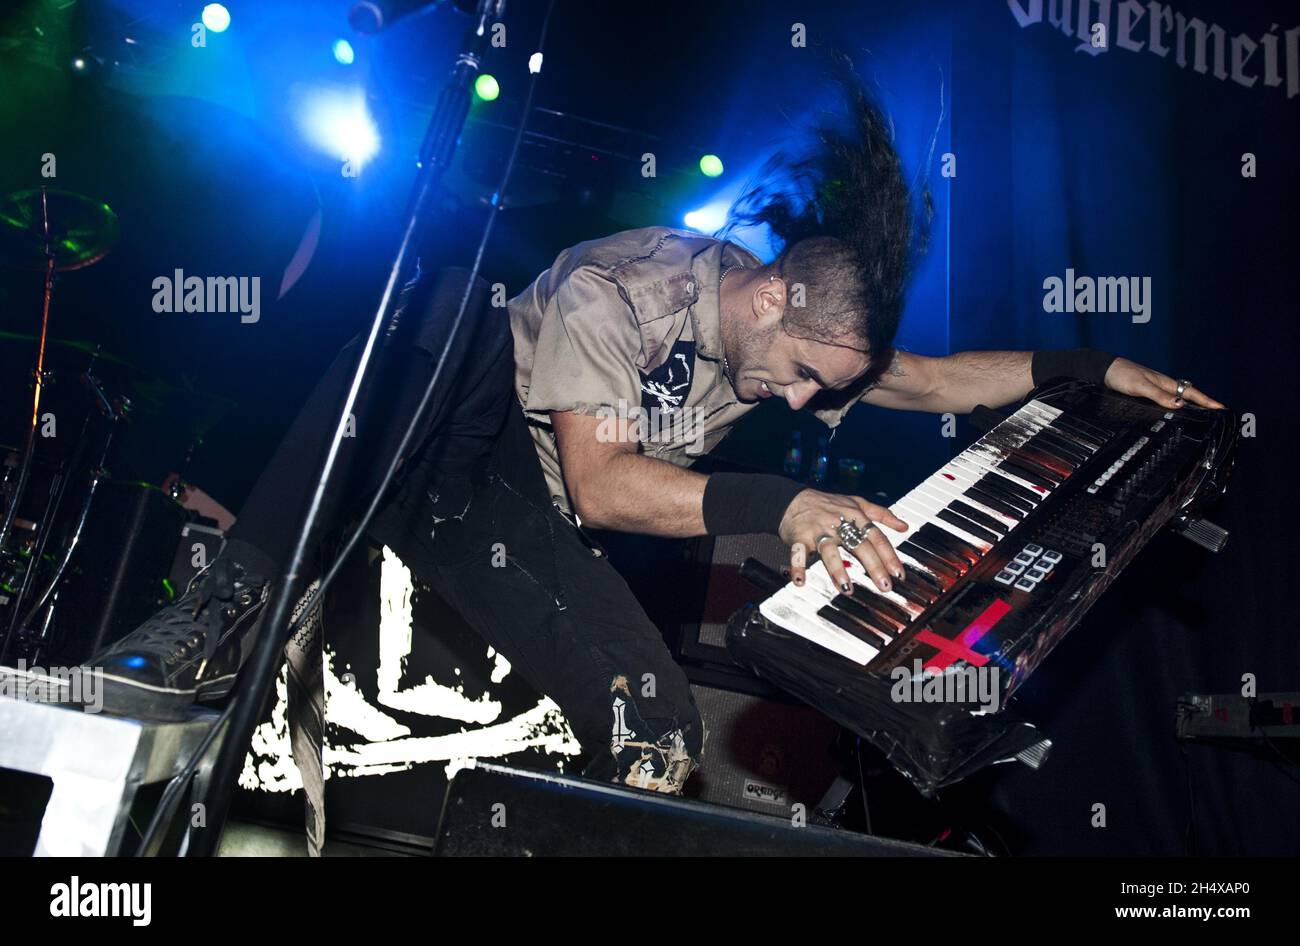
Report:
84,548,272,720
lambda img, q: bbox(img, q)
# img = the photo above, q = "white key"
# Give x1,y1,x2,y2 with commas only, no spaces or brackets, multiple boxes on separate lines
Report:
759,589,878,665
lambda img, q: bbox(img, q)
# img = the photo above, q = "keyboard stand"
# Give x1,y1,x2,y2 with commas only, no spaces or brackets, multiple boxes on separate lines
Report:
0,665,223,856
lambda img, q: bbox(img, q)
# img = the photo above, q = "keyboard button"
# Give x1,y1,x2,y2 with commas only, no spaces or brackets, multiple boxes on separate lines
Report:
1025,567,1048,582
994,570,1017,585
1014,578,1036,592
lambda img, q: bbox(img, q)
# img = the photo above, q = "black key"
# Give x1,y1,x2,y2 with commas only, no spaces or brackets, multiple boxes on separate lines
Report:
1048,421,1100,452
1034,426,1086,460
1001,449,1063,485
899,540,962,580
998,457,1055,491
844,589,914,628
1016,443,1073,477
831,595,900,639
998,418,1060,457
998,457,1060,491
927,520,989,561
949,500,1009,535
911,526,977,569
1069,413,1112,440
892,575,938,608
937,508,1000,545
1051,415,1107,447
965,485,1026,521
919,522,982,565
1032,428,1090,464
818,604,894,647
978,471,1040,508
905,533,968,574
902,564,947,596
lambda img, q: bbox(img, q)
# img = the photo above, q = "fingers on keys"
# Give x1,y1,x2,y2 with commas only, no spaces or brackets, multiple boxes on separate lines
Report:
788,541,807,587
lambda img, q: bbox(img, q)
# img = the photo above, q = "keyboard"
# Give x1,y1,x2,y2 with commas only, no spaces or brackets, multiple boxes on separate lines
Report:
726,379,1239,795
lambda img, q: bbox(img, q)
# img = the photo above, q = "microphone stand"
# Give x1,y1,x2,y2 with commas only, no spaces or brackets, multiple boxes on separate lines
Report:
187,0,507,856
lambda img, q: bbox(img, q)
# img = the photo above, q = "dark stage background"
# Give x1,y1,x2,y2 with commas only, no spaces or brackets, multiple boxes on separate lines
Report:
0,0,1296,854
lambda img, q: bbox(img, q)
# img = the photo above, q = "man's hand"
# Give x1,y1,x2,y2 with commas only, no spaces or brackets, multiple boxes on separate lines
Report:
779,489,909,595
1103,357,1225,411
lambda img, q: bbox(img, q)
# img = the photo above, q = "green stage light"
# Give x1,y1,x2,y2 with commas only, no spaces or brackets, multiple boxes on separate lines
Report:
474,74,500,102
699,154,723,177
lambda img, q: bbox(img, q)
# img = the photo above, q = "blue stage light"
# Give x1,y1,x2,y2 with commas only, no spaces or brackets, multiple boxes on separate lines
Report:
683,202,730,234
201,4,231,33
332,39,355,66
297,88,380,168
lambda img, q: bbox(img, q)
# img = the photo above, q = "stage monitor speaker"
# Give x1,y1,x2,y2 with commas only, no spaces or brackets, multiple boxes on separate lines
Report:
678,532,787,668
687,684,841,815
435,762,960,856
167,521,225,592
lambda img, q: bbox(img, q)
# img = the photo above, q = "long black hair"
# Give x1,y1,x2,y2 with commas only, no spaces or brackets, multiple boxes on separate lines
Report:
721,52,933,368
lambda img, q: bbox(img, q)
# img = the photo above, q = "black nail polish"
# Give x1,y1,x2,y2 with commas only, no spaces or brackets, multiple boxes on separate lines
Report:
841,581,852,593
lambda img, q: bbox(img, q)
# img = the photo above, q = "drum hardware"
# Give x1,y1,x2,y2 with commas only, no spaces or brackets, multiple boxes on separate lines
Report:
0,187,119,663
0,187,235,665
5,374,129,662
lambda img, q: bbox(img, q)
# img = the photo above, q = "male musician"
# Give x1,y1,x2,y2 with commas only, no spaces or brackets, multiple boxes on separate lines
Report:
85,69,1221,794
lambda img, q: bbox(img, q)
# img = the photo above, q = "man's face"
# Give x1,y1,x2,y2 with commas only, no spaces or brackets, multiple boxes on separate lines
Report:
726,279,873,410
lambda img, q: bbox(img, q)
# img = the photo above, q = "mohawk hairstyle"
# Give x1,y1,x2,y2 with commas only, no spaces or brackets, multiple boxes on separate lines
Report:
720,52,932,369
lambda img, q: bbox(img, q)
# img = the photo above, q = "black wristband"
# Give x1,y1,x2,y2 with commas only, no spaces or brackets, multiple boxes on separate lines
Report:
1031,348,1118,386
702,473,806,536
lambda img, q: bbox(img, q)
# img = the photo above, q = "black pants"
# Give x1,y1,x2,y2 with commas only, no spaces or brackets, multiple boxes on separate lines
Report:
230,268,703,791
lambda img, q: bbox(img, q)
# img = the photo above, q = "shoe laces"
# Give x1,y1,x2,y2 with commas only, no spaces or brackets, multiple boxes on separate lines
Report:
136,559,258,663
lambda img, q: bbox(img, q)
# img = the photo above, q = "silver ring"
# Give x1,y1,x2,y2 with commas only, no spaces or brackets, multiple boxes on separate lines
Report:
836,520,866,550
1175,379,1190,398
815,534,837,552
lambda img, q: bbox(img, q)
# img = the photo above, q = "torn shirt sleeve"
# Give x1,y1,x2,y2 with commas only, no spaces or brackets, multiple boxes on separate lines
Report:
522,264,643,418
